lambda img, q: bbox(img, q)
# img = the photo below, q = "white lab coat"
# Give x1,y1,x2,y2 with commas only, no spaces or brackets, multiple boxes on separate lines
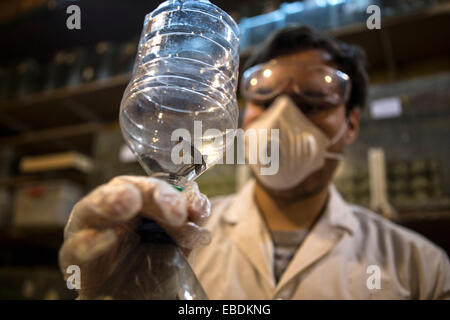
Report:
190,180,450,299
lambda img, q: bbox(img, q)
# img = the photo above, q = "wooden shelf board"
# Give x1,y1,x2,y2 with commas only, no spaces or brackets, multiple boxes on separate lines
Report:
0,74,129,134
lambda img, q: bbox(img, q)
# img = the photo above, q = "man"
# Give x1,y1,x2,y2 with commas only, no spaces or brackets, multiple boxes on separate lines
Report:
59,25,450,299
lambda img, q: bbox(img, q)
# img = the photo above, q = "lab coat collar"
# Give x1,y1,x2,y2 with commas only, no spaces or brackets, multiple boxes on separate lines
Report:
326,184,359,235
221,180,359,294
222,180,358,235
274,184,358,293
222,179,257,224
222,180,276,288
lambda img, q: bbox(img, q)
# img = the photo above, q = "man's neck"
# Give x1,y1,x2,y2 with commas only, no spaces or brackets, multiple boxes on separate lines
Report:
254,183,329,231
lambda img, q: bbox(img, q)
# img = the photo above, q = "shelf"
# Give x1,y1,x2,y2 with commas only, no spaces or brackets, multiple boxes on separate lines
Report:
0,227,64,267
0,170,91,189
0,74,129,132
19,151,94,174
0,74,128,155
0,0,159,64
0,1,49,27
0,2,448,145
0,226,63,244
0,0,255,65
240,2,450,83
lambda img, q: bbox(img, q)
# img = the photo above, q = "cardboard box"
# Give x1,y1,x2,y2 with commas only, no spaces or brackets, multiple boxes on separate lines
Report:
13,180,82,227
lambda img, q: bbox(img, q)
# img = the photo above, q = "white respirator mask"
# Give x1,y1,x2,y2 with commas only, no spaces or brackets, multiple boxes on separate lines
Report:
246,95,347,191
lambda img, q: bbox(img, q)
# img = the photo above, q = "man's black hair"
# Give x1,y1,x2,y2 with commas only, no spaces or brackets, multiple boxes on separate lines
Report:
243,24,369,113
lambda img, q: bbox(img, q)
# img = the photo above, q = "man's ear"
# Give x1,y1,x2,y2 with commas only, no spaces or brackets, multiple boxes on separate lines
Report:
344,108,360,146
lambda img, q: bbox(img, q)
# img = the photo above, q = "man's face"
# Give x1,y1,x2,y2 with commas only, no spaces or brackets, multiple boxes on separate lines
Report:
242,49,360,200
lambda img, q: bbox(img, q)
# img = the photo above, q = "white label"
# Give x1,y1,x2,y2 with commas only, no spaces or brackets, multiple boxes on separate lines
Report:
370,97,402,119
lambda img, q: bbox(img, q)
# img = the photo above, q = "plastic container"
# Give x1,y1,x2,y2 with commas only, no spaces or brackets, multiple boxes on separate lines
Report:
44,51,75,91
112,0,239,301
13,180,82,227
94,41,118,81
239,10,285,49
15,59,42,97
116,40,139,75
120,0,240,188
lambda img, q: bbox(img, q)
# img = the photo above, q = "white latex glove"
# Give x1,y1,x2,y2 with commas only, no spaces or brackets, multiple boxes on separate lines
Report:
58,176,211,298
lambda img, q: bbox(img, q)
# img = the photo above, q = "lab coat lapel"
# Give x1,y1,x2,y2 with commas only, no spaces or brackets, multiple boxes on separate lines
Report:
274,185,357,294
274,215,344,294
222,181,276,289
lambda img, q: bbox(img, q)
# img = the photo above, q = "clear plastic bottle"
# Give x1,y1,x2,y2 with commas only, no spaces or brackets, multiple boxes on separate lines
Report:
120,0,240,187
116,0,239,300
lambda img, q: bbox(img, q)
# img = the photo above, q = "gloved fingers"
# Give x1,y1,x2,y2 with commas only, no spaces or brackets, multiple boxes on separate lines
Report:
65,182,142,238
182,181,211,226
59,228,118,274
163,221,211,250
109,176,188,227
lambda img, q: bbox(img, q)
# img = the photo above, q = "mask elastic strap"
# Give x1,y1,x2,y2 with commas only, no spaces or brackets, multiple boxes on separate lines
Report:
330,121,348,145
324,151,345,161
325,121,348,161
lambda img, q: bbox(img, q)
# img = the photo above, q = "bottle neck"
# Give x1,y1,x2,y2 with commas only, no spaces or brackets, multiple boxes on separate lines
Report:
138,218,176,244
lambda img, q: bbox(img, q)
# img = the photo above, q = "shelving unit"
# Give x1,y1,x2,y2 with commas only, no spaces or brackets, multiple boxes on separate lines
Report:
0,2,448,159
0,74,129,150
0,0,448,215
240,1,450,83
0,227,63,266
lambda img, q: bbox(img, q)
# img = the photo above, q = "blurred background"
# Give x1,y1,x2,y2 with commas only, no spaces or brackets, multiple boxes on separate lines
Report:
0,0,449,299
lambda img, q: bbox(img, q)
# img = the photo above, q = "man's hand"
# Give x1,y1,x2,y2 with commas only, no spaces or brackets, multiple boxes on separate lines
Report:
59,176,211,299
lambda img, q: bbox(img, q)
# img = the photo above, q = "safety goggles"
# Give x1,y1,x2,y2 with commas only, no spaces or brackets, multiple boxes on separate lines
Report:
241,60,351,110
